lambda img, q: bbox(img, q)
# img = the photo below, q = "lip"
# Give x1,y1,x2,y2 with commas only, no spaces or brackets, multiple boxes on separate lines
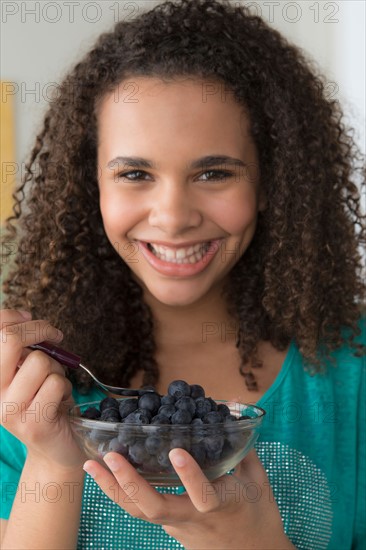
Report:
137,239,222,277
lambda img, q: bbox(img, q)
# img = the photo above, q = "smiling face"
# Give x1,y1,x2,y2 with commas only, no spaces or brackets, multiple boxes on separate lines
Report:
97,76,266,307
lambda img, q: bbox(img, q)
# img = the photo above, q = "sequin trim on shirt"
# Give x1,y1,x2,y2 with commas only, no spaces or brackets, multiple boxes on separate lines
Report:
257,442,332,549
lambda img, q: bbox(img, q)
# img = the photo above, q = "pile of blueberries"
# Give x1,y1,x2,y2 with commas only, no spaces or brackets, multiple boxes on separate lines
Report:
81,380,251,473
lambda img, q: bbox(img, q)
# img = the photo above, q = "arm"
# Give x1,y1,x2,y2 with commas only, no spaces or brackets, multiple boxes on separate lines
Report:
2,456,84,550
1,519,7,544
0,310,87,549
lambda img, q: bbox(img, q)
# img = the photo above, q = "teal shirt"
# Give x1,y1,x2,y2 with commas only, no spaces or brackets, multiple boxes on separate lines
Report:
1,318,365,549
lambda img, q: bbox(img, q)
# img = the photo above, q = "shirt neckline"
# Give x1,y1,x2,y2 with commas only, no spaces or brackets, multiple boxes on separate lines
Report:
256,339,297,407
85,340,298,406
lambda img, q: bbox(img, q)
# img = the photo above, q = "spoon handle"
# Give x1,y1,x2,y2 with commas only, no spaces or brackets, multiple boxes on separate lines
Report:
29,342,81,370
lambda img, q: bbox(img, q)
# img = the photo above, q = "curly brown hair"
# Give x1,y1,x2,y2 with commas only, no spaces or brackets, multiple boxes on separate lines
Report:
2,0,365,393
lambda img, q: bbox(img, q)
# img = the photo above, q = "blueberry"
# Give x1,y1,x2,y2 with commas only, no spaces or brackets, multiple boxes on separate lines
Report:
195,398,213,418
217,404,231,417
160,395,175,406
100,408,120,422
119,398,138,419
138,392,161,415
168,380,191,399
108,437,128,456
204,435,224,455
100,397,119,412
157,404,176,419
175,396,196,416
191,417,204,427
129,441,148,465
157,450,172,470
190,443,206,467
191,418,206,440
145,435,165,454
151,414,171,425
170,436,191,452
138,407,152,420
202,412,223,424
124,409,150,424
169,435,191,451
117,428,136,447
89,379,248,478
206,449,222,464
171,409,192,424
82,407,101,420
207,397,218,412
190,384,205,399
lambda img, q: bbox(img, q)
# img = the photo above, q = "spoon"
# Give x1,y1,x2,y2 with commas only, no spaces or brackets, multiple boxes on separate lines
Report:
28,341,155,397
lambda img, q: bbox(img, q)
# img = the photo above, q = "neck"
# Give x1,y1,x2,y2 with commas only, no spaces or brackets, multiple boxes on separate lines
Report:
141,283,238,348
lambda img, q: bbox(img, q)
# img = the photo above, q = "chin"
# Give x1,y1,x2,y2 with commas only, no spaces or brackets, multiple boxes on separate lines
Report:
145,284,208,308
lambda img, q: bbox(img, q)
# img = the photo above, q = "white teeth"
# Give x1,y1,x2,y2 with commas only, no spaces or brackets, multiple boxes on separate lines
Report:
165,248,175,260
176,248,187,259
147,241,212,263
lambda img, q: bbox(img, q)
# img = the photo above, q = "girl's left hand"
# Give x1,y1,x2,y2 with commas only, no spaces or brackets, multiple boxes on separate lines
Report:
83,449,295,549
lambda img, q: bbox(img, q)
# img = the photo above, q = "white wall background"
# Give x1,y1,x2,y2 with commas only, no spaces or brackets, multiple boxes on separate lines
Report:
1,0,365,167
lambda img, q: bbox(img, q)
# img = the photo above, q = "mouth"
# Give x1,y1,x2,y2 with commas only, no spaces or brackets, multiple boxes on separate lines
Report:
145,241,213,264
137,239,222,277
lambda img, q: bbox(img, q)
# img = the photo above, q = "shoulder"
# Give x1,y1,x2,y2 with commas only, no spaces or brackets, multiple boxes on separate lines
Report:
329,312,365,373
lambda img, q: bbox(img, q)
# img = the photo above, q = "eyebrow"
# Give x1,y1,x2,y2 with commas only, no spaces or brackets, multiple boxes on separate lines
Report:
106,155,247,170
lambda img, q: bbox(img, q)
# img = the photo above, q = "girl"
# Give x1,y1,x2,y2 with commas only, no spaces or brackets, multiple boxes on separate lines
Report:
1,0,365,548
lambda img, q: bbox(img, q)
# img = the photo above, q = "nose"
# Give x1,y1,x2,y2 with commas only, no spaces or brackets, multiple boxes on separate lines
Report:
148,181,202,236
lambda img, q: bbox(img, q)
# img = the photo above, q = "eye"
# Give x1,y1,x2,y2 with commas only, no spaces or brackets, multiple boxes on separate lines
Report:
199,170,234,181
115,170,150,181
115,169,234,182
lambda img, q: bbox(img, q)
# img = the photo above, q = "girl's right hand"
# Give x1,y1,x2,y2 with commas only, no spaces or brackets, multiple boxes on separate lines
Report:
0,309,86,470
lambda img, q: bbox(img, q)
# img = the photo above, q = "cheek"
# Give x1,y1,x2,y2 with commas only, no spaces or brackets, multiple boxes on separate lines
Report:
99,192,135,237
214,192,259,235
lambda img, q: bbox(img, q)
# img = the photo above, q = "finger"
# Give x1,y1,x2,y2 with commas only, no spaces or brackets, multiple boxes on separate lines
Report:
6,350,66,405
0,320,63,388
86,453,196,523
169,448,221,513
0,318,63,348
0,309,32,328
0,310,33,383
29,372,73,422
103,452,177,521
83,457,143,518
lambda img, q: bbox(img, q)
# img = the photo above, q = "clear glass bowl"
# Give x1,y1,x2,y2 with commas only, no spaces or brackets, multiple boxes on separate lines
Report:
69,399,265,487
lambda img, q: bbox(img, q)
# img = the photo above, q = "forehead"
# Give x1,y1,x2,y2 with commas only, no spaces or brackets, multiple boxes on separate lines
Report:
96,76,254,158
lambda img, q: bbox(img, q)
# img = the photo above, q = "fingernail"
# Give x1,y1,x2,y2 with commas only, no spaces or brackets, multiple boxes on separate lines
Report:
18,310,32,320
56,329,64,341
103,454,119,472
83,463,96,478
170,450,186,468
